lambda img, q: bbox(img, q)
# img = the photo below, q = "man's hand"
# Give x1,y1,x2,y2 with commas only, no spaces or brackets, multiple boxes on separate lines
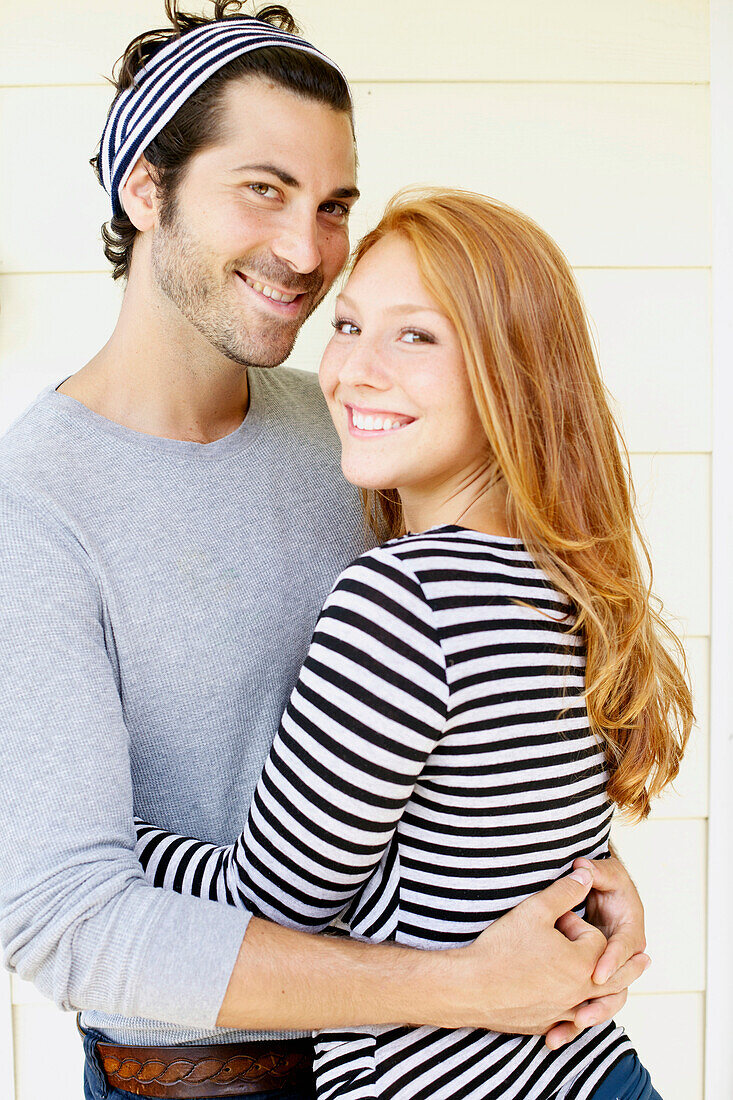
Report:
453,867,648,1035
544,852,648,1049
580,852,647,983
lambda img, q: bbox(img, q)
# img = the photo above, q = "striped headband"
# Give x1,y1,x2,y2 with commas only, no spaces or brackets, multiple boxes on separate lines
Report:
99,17,349,217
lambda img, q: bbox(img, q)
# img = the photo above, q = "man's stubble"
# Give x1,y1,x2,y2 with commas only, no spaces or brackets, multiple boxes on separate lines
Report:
150,197,327,370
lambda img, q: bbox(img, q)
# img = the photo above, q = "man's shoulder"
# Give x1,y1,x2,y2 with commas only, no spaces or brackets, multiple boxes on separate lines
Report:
256,364,327,412
253,366,338,449
0,388,68,497
262,364,323,397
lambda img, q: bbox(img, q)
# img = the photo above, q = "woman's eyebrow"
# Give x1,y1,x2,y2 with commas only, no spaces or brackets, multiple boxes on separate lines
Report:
337,293,442,316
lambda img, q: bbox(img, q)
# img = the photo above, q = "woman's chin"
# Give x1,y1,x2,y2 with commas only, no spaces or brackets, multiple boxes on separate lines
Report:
340,460,399,491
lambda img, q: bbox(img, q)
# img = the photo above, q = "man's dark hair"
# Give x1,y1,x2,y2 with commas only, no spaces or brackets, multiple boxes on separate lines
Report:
91,0,353,280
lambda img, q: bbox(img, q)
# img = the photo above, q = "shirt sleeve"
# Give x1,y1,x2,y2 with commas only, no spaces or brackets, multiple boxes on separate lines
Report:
0,485,250,1026
135,548,449,933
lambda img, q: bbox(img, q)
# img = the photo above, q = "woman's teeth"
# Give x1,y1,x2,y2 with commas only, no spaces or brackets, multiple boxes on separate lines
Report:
243,275,298,304
351,410,410,432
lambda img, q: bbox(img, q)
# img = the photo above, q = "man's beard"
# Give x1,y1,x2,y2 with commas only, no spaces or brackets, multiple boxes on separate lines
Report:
150,198,325,368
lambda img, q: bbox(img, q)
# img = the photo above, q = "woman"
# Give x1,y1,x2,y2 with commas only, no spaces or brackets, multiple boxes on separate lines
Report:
136,189,691,1099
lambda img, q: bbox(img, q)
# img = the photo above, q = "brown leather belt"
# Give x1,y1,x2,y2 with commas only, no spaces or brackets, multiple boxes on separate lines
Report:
93,1035,313,1098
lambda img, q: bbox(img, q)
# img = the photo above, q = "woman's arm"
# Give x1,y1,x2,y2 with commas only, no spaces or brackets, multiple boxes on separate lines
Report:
134,549,649,1037
136,549,448,929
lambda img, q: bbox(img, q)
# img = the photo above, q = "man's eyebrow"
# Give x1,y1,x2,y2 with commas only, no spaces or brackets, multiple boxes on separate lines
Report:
231,163,360,200
231,163,300,187
333,185,361,201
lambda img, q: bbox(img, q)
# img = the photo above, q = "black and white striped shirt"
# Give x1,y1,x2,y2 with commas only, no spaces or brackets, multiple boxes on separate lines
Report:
136,526,633,1099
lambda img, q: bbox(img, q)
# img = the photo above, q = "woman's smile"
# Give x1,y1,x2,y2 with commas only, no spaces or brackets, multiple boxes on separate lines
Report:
346,404,417,435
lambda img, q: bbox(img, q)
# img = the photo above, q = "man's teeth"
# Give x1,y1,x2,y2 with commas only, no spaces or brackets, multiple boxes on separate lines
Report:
243,275,298,304
351,410,410,432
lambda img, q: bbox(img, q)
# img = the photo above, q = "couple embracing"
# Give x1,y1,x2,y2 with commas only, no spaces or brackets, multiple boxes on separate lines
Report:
0,3,691,1100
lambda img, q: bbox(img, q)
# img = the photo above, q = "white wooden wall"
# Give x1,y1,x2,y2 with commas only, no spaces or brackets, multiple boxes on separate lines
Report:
0,3,716,1098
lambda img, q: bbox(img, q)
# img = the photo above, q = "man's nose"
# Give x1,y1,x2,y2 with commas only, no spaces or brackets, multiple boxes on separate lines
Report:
271,211,322,275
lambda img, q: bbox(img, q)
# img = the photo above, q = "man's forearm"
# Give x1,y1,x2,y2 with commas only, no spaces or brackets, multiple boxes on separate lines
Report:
217,918,456,1031
217,873,646,1035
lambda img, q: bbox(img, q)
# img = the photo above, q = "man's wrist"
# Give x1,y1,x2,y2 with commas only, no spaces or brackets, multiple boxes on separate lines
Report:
217,919,483,1032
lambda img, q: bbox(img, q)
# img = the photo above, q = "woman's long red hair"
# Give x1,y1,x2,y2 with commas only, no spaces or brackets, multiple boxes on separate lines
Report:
353,188,693,820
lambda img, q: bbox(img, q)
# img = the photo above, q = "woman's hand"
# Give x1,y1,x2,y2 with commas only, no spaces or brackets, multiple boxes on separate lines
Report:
450,867,649,1035
544,853,648,1049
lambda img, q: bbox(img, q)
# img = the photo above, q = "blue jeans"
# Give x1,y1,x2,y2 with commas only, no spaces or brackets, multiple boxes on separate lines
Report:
591,1054,662,1100
80,1023,315,1100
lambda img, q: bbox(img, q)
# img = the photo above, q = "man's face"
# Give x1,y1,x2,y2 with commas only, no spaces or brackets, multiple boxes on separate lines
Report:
150,76,358,368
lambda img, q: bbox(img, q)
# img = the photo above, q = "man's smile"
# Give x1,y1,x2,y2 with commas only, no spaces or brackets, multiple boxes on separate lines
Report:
240,273,300,303
234,271,308,315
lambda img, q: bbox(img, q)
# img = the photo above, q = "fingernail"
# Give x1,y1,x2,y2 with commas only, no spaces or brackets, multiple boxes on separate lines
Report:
569,868,592,885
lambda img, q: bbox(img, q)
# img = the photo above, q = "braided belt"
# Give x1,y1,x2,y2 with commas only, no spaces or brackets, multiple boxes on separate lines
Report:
94,1036,313,1098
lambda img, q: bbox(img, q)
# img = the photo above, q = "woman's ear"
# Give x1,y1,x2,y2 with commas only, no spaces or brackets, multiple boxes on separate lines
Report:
119,156,159,232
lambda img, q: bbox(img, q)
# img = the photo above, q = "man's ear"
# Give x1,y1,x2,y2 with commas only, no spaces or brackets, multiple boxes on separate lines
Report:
119,157,160,231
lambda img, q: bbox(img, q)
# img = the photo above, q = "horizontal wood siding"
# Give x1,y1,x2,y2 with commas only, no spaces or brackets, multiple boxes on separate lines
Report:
0,3,711,1097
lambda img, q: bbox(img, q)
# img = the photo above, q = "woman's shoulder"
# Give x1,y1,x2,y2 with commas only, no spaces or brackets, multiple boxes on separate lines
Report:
342,524,533,575
329,525,546,609
337,525,572,625
382,524,535,580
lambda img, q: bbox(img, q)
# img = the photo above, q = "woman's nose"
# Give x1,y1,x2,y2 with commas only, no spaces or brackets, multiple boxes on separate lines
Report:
337,340,391,391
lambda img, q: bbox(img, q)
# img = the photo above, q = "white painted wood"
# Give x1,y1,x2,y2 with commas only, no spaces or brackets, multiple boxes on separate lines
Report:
0,86,111,275
11,975,51,1007
0,83,711,273
350,83,711,269
705,2,733,1096
0,5,715,1097
13,1004,83,1100
0,0,709,87
612,819,706,994
0,274,124,433
617,993,704,1100
576,269,711,454
0,971,16,1100
630,454,711,638
298,1,711,85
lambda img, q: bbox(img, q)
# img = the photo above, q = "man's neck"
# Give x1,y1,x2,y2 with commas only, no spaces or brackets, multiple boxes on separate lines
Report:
59,263,251,445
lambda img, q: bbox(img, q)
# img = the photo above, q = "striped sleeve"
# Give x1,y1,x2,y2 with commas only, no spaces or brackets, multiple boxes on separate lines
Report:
134,548,449,931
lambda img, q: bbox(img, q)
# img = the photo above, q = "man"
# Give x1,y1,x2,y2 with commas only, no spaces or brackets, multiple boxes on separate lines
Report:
0,5,647,1099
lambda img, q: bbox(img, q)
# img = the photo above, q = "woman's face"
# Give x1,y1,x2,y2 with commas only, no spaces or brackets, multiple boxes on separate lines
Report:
319,232,491,502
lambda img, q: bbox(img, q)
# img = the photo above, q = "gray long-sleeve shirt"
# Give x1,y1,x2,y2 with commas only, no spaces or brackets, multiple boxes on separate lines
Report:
0,366,366,1045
